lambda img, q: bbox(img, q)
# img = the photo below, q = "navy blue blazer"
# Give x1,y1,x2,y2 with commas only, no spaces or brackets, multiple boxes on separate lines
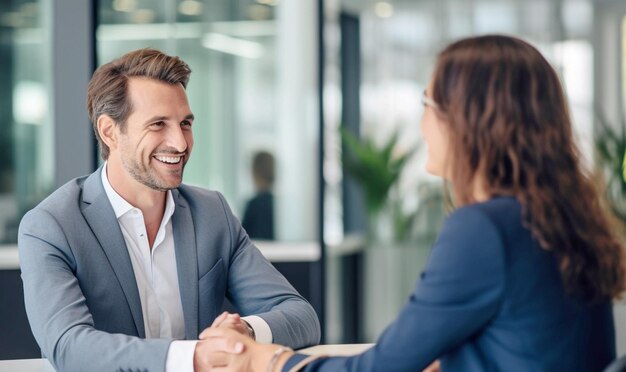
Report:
287,197,615,371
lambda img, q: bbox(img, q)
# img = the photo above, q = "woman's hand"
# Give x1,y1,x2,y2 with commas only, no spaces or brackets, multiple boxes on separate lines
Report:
196,327,291,372
423,360,440,372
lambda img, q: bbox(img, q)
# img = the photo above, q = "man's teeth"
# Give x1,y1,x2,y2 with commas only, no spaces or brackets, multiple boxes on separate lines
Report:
155,155,182,164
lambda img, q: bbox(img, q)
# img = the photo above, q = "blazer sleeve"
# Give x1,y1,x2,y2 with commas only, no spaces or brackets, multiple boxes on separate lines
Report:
18,208,172,372
284,206,506,371
215,192,321,349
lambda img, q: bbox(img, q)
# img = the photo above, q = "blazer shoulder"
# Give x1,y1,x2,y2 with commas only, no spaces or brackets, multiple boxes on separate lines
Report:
175,184,239,226
439,198,522,257
176,184,224,208
474,196,521,213
439,202,504,250
27,175,89,217
454,197,522,230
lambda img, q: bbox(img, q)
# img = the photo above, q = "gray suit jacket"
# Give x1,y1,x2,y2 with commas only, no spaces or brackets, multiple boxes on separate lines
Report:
18,167,320,372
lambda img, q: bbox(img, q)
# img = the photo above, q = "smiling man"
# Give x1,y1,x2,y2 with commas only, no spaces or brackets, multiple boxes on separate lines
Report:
18,49,320,372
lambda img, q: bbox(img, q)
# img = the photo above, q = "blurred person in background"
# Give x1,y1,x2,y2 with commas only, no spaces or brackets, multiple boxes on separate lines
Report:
196,34,626,372
242,151,275,240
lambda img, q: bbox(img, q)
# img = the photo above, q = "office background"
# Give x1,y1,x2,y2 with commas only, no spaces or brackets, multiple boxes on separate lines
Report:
1,0,626,360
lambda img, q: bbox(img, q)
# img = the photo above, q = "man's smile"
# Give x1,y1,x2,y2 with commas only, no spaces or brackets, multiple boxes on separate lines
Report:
153,155,183,164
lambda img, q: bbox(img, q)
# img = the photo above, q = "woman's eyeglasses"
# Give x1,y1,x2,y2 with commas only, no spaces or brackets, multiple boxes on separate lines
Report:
421,91,439,110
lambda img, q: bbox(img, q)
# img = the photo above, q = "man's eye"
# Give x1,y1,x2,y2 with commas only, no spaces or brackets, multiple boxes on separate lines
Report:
152,121,165,127
181,120,192,127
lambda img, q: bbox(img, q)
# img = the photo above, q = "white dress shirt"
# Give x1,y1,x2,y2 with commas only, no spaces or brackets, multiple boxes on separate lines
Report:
101,163,272,372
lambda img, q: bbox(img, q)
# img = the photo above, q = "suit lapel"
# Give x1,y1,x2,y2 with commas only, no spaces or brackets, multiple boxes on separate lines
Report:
171,189,199,339
81,167,145,337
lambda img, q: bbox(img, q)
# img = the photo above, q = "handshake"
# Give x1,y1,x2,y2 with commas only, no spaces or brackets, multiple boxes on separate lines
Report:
194,312,295,372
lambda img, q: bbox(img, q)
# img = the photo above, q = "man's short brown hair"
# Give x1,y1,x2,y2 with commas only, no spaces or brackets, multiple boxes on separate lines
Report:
86,48,191,159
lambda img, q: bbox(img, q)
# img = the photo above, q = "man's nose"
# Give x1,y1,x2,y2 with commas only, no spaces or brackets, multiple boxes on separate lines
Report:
168,125,188,152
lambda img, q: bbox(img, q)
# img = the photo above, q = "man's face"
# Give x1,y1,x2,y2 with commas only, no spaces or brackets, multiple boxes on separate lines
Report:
114,77,194,192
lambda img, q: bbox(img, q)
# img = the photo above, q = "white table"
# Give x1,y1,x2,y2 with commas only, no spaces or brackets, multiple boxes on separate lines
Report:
0,358,54,372
299,343,374,356
0,344,374,371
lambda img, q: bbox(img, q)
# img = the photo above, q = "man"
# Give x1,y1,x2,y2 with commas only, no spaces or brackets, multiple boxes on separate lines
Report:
18,48,320,372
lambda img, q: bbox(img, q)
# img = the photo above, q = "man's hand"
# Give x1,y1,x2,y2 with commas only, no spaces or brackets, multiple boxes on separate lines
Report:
196,328,285,372
193,334,245,372
211,311,254,339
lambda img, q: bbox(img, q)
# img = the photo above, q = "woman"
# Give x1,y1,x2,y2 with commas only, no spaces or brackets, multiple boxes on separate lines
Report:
197,35,626,371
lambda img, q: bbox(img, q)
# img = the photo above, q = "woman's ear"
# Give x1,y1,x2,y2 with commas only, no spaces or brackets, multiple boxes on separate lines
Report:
97,115,117,151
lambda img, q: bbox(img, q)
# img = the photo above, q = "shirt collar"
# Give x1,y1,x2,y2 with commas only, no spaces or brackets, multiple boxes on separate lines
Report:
101,162,175,221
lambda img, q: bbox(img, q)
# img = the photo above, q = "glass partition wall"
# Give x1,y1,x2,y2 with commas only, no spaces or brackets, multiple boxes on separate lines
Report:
0,0,53,246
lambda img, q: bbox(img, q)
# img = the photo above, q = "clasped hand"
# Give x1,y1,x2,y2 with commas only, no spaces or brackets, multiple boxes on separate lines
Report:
194,312,267,372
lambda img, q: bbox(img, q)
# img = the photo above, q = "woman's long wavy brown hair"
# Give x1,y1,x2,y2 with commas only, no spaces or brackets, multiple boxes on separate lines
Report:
431,35,626,302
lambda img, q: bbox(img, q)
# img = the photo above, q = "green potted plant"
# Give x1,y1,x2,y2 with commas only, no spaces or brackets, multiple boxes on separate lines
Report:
341,127,415,244
341,126,445,341
594,109,626,231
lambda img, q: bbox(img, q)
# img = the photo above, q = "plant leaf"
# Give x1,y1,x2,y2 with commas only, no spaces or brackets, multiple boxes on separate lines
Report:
341,127,416,216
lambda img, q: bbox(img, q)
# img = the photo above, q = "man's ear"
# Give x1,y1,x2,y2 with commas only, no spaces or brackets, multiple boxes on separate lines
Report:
97,115,118,151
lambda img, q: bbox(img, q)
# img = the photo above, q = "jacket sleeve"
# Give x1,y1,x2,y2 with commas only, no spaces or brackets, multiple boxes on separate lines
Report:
18,208,172,372
284,206,505,371
215,192,321,349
